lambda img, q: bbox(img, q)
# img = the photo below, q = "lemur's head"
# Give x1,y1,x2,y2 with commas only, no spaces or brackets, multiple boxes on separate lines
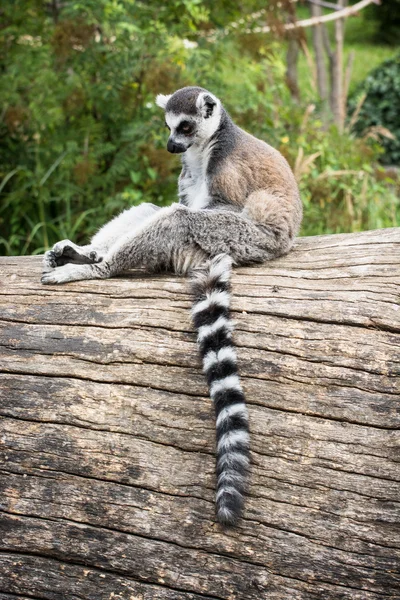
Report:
156,86,222,154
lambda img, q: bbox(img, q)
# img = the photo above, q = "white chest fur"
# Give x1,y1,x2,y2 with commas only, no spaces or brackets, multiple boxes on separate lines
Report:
180,145,211,210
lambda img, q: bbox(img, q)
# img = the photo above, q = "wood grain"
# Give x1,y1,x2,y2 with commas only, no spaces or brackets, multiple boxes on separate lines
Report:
0,228,399,599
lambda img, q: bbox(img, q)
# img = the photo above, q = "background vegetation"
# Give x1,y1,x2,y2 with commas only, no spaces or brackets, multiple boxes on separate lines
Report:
349,54,400,165
0,0,399,255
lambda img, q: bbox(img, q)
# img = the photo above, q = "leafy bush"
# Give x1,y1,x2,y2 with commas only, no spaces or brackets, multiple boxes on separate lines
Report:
272,107,400,236
349,54,400,165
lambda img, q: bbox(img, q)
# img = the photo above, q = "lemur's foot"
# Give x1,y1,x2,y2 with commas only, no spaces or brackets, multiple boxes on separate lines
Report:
45,240,103,268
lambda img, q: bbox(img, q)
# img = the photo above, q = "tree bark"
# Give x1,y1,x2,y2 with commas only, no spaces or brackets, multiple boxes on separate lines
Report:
0,228,399,599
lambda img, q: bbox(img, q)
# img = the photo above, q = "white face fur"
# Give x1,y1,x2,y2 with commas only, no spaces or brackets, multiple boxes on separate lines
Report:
156,91,222,153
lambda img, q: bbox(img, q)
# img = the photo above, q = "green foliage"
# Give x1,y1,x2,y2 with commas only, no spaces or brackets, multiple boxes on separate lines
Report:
0,1,398,255
237,100,400,236
290,124,399,236
349,54,400,165
0,0,202,254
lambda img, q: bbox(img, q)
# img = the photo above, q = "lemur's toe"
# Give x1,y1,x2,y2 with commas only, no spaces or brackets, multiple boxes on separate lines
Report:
51,244,62,257
52,242,71,257
41,272,57,285
89,251,103,263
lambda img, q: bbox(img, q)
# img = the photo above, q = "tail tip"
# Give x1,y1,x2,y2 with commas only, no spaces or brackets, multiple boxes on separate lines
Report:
217,505,240,527
216,490,244,526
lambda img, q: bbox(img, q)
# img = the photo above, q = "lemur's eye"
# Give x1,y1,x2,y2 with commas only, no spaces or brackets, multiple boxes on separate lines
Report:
179,121,193,135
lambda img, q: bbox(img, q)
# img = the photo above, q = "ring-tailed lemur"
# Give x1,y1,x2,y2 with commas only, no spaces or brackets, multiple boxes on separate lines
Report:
41,86,302,525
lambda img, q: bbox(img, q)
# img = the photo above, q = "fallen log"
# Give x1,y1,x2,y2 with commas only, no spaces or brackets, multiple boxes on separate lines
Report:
0,227,399,600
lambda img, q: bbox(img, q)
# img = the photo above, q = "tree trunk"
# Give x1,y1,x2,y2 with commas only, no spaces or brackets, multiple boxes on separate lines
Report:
0,228,399,599
310,1,328,102
286,36,301,101
331,0,346,131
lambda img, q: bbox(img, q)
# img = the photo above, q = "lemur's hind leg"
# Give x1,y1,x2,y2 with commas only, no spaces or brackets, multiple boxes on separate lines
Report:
89,203,161,252
42,205,287,285
43,203,161,272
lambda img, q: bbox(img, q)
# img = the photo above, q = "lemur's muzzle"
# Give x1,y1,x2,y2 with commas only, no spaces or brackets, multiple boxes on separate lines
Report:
167,138,187,154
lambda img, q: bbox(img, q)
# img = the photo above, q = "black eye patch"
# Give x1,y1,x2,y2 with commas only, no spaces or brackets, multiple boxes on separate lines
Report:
177,121,195,135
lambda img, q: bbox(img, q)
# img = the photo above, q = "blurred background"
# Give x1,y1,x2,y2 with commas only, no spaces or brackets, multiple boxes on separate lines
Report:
0,0,399,255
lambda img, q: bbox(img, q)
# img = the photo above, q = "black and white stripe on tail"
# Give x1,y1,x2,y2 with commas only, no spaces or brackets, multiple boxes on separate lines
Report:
191,254,250,526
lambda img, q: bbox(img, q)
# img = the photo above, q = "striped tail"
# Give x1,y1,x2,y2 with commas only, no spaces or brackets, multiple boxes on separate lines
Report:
191,254,250,526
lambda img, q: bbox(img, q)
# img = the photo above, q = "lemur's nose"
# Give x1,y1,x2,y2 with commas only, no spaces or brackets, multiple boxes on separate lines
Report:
167,138,186,154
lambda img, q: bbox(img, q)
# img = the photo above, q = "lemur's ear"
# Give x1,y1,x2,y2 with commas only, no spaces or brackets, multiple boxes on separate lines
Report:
197,92,217,119
156,94,172,109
